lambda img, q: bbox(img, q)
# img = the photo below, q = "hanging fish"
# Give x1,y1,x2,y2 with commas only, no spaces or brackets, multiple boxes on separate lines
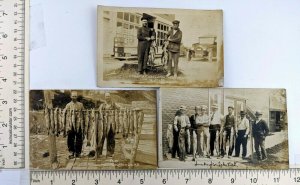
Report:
103,111,109,136
110,110,116,133
118,110,123,134
97,109,104,152
85,110,90,144
44,107,50,135
89,109,96,149
53,108,58,136
133,110,138,136
71,109,75,132
186,128,191,154
61,108,67,137
166,124,174,153
114,110,119,134
50,108,55,135
123,109,128,138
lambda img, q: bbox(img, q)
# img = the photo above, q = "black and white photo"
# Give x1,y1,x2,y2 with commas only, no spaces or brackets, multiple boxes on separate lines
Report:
98,6,224,87
159,88,288,169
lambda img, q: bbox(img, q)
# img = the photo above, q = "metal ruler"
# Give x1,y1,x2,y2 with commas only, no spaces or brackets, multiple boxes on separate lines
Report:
31,169,300,185
0,0,27,168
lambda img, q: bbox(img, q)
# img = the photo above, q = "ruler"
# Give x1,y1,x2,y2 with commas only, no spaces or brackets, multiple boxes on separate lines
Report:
30,169,300,185
0,0,27,168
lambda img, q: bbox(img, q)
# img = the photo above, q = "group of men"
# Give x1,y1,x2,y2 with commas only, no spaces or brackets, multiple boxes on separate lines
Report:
170,104,269,162
137,17,182,77
64,91,119,159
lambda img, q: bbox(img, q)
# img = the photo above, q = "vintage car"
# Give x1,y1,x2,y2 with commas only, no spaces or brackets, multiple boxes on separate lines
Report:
189,36,217,62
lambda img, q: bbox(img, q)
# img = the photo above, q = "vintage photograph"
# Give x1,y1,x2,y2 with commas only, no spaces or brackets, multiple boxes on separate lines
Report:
98,6,224,87
29,90,157,170
159,88,288,169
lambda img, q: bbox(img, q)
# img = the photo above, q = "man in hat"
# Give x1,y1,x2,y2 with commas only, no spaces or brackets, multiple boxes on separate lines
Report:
64,91,84,158
234,111,250,159
252,111,269,161
221,106,236,158
172,105,190,161
97,92,120,158
166,20,182,78
137,17,151,75
209,104,224,157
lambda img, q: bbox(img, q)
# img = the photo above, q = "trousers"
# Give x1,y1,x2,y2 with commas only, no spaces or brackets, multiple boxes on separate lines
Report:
67,126,83,155
235,130,248,157
167,51,179,75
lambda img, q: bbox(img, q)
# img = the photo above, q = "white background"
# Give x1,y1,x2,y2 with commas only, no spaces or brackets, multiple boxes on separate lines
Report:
2,0,300,184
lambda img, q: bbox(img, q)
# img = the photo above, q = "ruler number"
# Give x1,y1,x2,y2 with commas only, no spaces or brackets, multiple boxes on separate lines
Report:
2,34,8,38
274,177,279,183
231,178,235,183
185,178,189,184
117,179,121,184
208,178,213,184
1,56,8,60
95,179,99,185
295,177,300,182
72,179,75,185
2,100,8,104
162,179,167,184
250,178,257,183
2,123,8,127
140,179,144,184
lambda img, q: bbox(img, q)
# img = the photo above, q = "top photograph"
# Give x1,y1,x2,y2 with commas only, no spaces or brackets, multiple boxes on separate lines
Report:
97,6,224,87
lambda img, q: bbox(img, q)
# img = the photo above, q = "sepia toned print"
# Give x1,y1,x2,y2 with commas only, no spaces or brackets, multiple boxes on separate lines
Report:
29,90,157,170
159,88,288,169
98,6,224,87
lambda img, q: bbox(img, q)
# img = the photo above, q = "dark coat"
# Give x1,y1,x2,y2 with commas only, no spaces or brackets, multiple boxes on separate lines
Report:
167,28,182,53
252,119,269,138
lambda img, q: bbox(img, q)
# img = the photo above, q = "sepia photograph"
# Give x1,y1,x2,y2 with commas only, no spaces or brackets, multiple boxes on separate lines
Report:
159,88,288,169
29,90,157,170
98,6,224,87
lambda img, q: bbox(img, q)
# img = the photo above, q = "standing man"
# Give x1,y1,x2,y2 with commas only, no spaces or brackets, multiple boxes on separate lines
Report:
190,106,201,158
137,17,151,75
166,20,182,78
209,104,223,157
173,105,190,161
221,106,235,158
200,105,211,158
98,92,120,157
64,91,84,159
252,111,269,161
234,111,250,159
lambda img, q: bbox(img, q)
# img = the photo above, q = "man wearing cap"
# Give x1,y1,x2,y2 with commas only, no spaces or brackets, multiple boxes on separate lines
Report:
221,106,236,158
64,91,84,159
172,105,190,161
234,111,250,159
252,111,269,161
209,104,224,157
166,20,182,78
137,17,151,75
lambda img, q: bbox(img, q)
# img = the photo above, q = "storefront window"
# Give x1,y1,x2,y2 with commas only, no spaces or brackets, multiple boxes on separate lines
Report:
136,15,140,24
130,14,135,22
117,12,123,19
124,13,129,21
117,22,122,27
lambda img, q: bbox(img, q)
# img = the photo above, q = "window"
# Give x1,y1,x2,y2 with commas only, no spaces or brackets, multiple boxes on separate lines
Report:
136,15,140,24
117,22,122,27
130,14,135,22
123,23,129,29
124,13,129,21
130,25,134,30
117,12,123,19
157,23,160,29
